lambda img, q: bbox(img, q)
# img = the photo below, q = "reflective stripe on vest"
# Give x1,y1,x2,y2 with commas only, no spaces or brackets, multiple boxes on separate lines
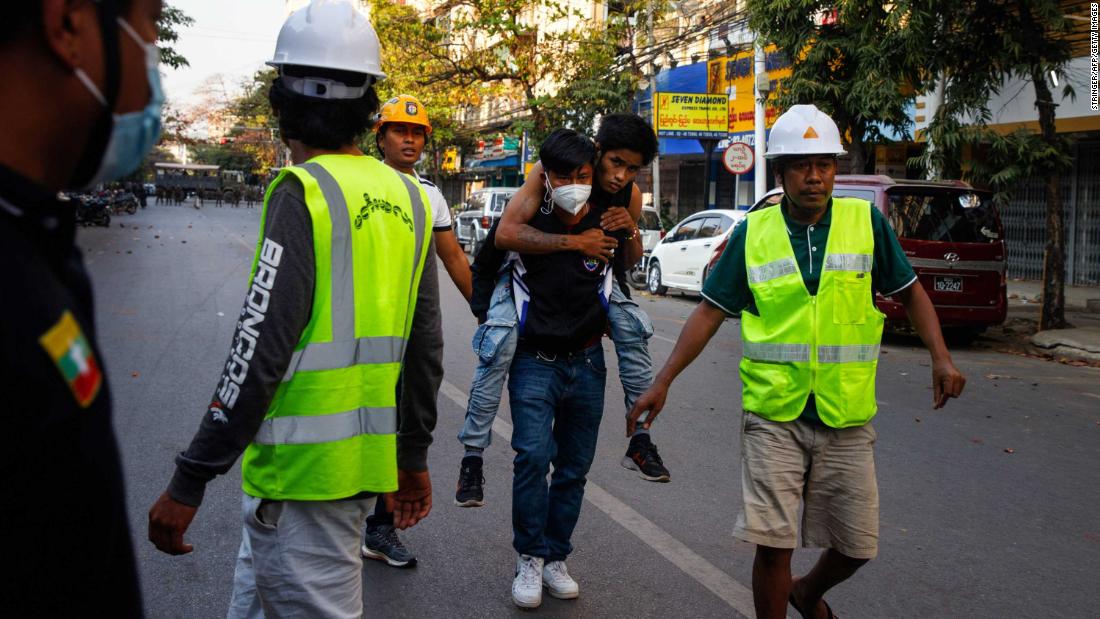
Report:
296,161,428,343
276,163,427,381
253,406,399,445
823,253,872,272
739,198,885,428
818,344,880,363
241,155,430,501
282,336,406,382
743,342,811,362
394,171,429,341
748,257,798,284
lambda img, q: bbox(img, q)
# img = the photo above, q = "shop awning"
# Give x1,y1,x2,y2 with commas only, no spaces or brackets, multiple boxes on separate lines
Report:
468,154,519,169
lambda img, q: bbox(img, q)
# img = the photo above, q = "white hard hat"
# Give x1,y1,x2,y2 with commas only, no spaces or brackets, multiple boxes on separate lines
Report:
765,104,846,159
268,0,386,84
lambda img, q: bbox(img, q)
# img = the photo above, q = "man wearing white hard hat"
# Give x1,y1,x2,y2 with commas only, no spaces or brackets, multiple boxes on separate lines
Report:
147,1,438,616
629,104,965,619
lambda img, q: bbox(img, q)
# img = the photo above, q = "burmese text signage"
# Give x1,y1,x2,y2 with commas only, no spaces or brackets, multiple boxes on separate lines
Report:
654,92,730,139
707,46,792,134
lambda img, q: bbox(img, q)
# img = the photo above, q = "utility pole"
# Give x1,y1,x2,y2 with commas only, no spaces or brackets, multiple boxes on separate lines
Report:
648,0,661,216
926,74,946,179
753,38,766,202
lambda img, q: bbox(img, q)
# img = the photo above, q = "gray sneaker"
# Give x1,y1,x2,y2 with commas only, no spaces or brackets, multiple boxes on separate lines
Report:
361,524,417,568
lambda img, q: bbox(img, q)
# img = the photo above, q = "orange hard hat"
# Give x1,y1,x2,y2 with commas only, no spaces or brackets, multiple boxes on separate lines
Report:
374,94,432,135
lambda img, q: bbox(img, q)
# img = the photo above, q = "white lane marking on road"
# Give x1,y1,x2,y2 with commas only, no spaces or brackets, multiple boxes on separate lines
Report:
439,379,762,618
652,316,687,325
652,334,677,345
1083,393,1100,400
230,234,252,251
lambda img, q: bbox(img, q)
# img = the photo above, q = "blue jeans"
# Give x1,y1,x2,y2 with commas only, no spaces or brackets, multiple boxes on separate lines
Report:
457,272,518,450
509,345,606,561
458,276,652,450
607,280,654,414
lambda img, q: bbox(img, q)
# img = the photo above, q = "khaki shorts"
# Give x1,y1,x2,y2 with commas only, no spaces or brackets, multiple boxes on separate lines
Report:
733,412,879,559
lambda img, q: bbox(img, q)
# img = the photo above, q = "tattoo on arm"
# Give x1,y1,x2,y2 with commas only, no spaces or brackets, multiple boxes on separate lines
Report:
516,225,570,250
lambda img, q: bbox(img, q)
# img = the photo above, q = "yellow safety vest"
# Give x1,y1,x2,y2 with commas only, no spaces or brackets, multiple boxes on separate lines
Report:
241,154,431,500
740,198,884,428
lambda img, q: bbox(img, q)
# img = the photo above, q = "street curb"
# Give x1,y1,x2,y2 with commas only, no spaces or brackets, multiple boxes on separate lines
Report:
1029,327,1100,363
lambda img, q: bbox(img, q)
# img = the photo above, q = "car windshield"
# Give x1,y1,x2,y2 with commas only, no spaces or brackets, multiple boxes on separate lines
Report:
491,192,514,212
464,193,486,212
834,188,876,203
698,216,735,238
887,190,1002,243
639,211,661,230
670,218,702,242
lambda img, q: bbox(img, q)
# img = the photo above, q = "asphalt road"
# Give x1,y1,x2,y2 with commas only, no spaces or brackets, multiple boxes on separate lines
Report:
80,203,1100,618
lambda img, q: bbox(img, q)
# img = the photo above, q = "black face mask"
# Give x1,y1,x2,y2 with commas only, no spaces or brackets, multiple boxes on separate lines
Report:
68,0,123,189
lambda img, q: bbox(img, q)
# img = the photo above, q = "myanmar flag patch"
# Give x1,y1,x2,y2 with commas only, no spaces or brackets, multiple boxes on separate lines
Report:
39,311,102,408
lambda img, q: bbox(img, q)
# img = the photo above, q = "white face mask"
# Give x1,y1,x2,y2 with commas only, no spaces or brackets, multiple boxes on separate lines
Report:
546,181,591,215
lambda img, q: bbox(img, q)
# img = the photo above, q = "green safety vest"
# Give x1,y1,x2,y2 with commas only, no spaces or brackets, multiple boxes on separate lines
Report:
241,154,431,500
740,197,884,428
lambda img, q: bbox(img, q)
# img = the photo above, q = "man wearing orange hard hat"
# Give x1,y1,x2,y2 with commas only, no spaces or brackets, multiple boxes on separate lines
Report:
357,94,471,570
374,94,470,299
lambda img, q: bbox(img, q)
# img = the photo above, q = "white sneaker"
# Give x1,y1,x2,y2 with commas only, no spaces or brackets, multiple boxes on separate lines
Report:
512,554,544,608
542,560,579,599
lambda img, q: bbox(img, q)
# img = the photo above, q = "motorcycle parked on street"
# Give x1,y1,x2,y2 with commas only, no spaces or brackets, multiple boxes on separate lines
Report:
111,191,138,215
73,193,111,227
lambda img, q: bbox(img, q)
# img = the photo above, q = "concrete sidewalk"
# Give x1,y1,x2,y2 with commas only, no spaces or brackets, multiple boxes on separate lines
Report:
1005,280,1100,363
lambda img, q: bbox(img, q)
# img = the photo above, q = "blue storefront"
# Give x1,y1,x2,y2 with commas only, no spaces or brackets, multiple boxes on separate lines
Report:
466,153,522,187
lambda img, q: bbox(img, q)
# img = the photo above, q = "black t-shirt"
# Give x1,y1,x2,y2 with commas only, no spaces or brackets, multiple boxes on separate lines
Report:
514,202,610,353
590,181,634,295
0,166,143,617
468,181,635,319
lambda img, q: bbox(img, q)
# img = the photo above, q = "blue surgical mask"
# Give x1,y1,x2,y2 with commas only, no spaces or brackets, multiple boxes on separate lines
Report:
74,18,164,188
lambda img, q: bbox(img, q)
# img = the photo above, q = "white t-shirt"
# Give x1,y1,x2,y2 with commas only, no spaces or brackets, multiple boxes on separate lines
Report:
415,172,451,231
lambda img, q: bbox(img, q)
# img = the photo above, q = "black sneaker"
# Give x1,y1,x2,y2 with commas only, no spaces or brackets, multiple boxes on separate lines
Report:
621,434,671,482
361,523,417,568
455,455,485,507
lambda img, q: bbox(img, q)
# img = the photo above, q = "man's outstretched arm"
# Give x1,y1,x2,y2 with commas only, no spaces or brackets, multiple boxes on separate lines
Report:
627,300,727,434
895,282,965,408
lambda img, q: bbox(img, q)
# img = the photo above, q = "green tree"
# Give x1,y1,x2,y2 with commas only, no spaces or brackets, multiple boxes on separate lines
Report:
157,3,194,69
749,0,1079,330
748,0,923,173
366,0,465,179
915,0,1077,330
534,38,638,141
225,69,282,174
368,0,638,149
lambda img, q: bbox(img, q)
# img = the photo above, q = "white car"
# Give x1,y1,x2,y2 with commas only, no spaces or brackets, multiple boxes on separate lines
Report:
646,209,745,295
455,187,519,256
627,206,666,287
636,206,665,253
